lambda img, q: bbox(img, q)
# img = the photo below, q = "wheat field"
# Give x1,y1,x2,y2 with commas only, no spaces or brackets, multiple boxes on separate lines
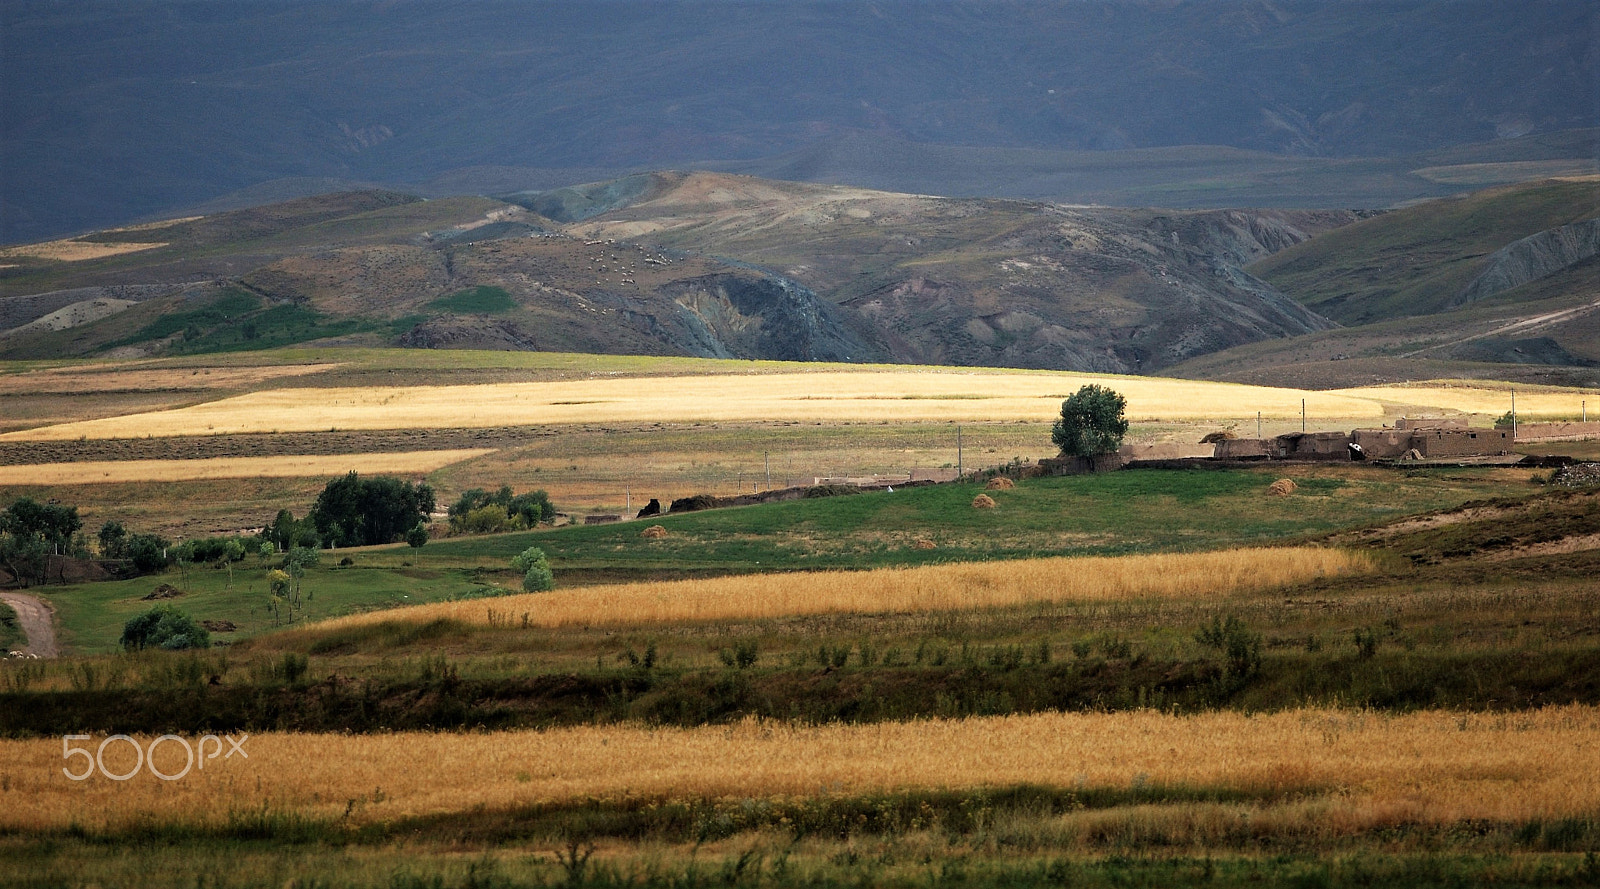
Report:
1,370,1386,441
316,547,1370,630
0,449,494,485
5,707,1598,833
1329,383,1596,420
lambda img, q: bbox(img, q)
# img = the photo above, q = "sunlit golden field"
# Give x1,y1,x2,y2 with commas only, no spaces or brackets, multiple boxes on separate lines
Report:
5,707,1599,833
319,547,1371,630
1328,382,1596,419
0,370,1387,441
0,449,494,485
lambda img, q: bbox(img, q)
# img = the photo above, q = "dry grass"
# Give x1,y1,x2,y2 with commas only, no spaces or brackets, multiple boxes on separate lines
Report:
0,240,167,262
1329,383,1597,420
0,450,495,485
0,370,1386,442
0,362,340,395
5,707,1600,832
317,546,1370,630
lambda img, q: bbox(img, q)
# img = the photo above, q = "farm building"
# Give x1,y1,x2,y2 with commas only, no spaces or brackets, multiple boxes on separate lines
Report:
1272,431,1353,461
1349,423,1513,459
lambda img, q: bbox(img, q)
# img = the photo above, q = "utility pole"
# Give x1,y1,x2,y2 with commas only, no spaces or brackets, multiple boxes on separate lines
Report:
1257,411,1262,438
625,484,630,515
1301,399,1306,432
1511,390,1517,439
957,426,963,480
764,451,770,490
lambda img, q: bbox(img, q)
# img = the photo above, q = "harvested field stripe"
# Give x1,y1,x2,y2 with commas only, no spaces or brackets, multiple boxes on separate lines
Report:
0,449,495,485
317,546,1371,629
5,707,1600,832
1328,383,1594,419
0,371,1384,441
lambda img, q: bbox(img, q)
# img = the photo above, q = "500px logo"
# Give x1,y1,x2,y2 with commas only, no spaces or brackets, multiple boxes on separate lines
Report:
62,733,248,781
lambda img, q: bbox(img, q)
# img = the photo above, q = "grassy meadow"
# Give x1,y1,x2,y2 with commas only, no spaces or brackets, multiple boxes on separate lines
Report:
2,348,1599,887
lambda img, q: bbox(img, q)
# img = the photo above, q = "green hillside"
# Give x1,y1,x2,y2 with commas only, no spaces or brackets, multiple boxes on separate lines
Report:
1252,177,1600,325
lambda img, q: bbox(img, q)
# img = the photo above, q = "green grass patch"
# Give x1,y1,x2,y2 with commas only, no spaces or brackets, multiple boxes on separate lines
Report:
415,466,1522,577
36,562,502,653
0,603,24,650
428,285,517,314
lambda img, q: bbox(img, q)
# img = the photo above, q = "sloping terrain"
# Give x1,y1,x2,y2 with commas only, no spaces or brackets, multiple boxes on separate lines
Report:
0,176,1359,371
0,188,883,363
1168,177,1600,388
555,172,1350,371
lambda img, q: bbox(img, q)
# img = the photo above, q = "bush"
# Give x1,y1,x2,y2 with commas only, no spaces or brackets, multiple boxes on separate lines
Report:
1195,614,1262,678
448,486,553,533
522,565,555,592
126,533,171,574
120,605,211,651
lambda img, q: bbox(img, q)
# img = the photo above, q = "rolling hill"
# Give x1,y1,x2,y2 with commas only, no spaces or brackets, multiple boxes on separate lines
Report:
1168,176,1600,388
0,174,1363,372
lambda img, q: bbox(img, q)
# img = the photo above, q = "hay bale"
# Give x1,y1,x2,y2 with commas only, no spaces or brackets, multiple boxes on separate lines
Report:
1267,478,1297,496
911,537,937,550
971,493,998,509
640,525,669,539
1200,431,1237,444
985,477,1016,490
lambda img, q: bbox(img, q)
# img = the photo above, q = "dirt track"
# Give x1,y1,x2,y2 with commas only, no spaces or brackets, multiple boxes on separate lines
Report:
0,592,58,657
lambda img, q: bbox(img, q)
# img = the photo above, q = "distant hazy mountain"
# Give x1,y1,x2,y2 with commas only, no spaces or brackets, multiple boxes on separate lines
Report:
3,0,1595,242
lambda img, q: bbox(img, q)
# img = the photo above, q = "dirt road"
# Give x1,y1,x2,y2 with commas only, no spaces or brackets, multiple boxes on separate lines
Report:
0,592,59,657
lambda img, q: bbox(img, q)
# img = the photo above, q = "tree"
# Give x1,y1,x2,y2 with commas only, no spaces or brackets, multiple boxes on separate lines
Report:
512,546,554,592
126,533,171,574
448,486,553,533
1051,385,1129,457
120,605,210,651
308,472,435,548
98,521,128,558
0,497,82,586
406,523,429,548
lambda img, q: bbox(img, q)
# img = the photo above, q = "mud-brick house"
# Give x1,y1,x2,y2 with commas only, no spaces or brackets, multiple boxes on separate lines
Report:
1410,426,1513,457
1271,431,1353,461
1349,422,1513,459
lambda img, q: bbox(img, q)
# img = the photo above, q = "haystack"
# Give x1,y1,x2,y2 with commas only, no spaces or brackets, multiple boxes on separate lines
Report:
911,537,938,550
971,493,998,509
985,477,1016,490
640,525,669,539
1267,478,1297,496
1200,431,1237,444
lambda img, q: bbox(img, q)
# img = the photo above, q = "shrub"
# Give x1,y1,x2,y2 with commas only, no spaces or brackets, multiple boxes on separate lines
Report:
126,533,171,574
522,565,555,592
120,605,211,651
515,544,555,591
1195,614,1262,678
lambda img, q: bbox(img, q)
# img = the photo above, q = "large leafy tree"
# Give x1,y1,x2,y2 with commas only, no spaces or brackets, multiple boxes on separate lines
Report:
308,473,436,548
1051,385,1130,457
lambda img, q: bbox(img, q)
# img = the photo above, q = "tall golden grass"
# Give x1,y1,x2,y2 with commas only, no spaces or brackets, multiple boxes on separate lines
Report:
320,547,1370,630
5,707,1599,832
1,370,1386,441
0,449,494,485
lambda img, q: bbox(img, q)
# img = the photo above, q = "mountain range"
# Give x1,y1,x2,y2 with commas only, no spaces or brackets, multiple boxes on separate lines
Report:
3,0,1595,243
